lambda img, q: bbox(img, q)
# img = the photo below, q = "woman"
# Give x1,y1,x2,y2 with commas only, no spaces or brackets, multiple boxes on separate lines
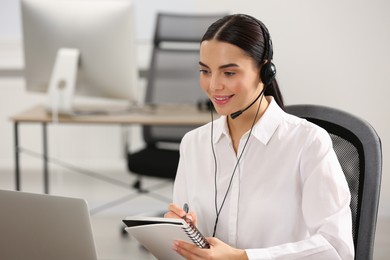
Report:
165,14,354,259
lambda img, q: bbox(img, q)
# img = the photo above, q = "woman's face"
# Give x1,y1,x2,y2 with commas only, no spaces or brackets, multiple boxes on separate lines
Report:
199,39,262,116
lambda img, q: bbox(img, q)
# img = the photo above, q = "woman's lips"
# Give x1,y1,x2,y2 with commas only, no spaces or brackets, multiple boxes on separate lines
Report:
213,95,234,106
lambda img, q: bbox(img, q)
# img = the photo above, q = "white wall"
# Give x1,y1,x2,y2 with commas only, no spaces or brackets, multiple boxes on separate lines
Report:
0,0,389,216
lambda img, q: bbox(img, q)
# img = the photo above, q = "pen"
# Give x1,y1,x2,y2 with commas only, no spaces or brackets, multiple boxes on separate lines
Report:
183,203,189,221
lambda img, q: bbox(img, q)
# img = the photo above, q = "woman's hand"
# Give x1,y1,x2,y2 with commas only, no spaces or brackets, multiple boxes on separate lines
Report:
172,237,248,260
164,203,197,226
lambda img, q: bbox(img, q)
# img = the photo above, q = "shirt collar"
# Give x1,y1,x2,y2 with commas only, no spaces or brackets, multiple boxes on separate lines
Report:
211,115,229,144
211,96,284,145
251,96,284,145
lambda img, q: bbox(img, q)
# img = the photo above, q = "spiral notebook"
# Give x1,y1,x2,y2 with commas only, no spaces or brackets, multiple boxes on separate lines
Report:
123,216,210,260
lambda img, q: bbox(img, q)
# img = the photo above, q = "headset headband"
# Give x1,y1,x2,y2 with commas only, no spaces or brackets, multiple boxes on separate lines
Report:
241,14,273,63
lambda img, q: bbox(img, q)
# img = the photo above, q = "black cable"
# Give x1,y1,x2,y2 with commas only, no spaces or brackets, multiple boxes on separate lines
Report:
210,108,219,217
211,91,266,237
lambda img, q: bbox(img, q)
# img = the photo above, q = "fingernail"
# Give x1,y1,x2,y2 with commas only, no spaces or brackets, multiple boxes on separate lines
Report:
172,240,178,251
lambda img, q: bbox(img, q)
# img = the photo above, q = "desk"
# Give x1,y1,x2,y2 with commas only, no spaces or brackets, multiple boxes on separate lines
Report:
10,104,212,193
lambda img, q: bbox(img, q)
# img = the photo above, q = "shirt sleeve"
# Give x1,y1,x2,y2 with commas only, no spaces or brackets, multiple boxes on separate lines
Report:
246,127,354,260
246,234,341,259
172,134,189,207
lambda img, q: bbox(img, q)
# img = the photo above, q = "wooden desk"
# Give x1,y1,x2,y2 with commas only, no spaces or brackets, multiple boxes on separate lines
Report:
10,104,213,193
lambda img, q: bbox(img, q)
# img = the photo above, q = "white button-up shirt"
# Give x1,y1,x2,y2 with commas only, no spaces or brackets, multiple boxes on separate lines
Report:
173,97,354,259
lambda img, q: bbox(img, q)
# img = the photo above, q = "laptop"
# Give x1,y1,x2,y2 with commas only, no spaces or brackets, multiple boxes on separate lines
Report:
0,189,98,260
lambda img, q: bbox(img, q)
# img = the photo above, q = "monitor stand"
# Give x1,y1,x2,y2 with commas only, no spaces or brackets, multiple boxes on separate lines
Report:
46,48,79,115
45,48,135,116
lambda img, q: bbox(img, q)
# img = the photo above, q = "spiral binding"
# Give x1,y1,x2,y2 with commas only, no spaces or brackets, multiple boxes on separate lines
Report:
182,221,210,249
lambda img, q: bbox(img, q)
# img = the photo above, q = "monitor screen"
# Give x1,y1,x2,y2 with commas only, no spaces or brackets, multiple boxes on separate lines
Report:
21,0,139,113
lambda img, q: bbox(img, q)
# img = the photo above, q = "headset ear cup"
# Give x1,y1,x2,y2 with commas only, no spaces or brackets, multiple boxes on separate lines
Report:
260,62,276,86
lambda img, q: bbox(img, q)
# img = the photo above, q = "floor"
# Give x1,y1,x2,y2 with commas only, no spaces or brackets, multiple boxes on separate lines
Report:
0,162,389,260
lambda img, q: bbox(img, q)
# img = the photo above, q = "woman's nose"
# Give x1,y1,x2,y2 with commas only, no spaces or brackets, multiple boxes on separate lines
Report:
210,75,223,91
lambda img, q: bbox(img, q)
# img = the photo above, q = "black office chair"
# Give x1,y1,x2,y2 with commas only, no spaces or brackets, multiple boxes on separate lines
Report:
127,13,226,197
285,104,382,260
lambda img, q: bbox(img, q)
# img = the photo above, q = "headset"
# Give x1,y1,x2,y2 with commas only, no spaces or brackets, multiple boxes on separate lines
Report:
211,14,275,237
228,15,276,119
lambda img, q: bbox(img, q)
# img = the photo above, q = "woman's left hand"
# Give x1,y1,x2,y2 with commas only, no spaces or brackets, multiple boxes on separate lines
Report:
172,237,248,260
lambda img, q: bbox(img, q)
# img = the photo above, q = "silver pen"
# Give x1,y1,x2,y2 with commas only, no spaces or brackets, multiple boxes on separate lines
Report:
183,203,189,221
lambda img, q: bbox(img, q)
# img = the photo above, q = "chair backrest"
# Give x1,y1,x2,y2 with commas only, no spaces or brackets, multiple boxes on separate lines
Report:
285,104,382,260
143,13,226,146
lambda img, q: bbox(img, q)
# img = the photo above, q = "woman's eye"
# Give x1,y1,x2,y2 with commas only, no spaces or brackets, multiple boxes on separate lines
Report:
224,71,235,76
199,69,209,75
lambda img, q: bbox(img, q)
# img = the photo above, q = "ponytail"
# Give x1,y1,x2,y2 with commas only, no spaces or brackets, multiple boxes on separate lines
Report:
264,79,285,111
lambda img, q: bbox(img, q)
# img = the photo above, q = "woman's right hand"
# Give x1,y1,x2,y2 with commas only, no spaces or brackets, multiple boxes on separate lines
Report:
164,203,197,226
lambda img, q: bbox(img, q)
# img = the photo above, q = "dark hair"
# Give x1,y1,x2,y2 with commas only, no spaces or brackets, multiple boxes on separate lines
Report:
201,14,285,110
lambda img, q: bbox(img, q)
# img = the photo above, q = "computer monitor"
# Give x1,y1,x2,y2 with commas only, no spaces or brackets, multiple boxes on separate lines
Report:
21,0,139,114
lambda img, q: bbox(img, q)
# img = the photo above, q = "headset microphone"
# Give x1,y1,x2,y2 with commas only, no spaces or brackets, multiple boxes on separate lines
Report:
230,88,265,119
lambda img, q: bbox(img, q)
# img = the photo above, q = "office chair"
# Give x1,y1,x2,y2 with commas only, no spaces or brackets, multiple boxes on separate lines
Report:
127,13,226,197
285,104,382,260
